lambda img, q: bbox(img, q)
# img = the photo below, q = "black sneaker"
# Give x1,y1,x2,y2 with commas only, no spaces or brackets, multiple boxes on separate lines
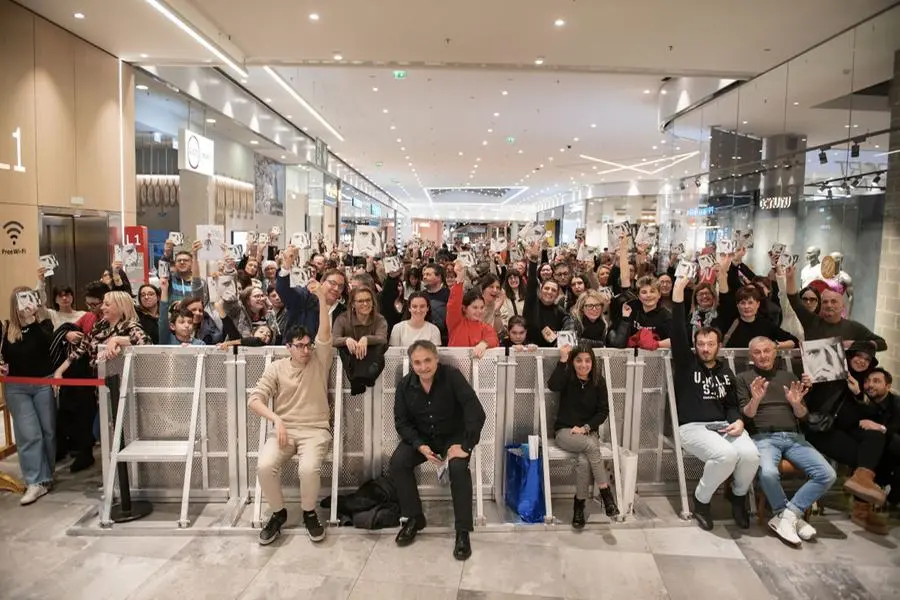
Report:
303,510,326,542
259,509,286,545
693,498,714,531
572,497,586,530
730,494,750,529
599,487,620,518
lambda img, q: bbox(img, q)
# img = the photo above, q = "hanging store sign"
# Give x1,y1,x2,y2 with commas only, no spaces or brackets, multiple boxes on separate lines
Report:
323,174,339,207
314,138,329,170
178,129,214,176
759,195,792,210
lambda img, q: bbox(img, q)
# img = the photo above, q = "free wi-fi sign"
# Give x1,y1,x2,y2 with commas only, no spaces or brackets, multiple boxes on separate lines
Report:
2,221,26,256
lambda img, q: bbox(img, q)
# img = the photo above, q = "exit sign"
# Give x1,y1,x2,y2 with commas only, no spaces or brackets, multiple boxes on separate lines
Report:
375,161,383,168
393,70,407,80
506,136,516,144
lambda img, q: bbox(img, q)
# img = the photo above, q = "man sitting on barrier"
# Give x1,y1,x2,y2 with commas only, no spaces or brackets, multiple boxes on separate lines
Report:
390,340,486,560
737,337,836,545
248,281,336,545
672,275,760,531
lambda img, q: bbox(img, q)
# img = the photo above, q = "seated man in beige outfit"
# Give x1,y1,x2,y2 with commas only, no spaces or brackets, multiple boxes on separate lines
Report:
249,282,335,545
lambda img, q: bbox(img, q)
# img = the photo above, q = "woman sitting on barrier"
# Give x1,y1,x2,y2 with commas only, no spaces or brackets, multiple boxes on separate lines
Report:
447,262,500,359
389,291,442,348
548,343,620,527
563,289,610,348
333,286,388,395
1,286,57,505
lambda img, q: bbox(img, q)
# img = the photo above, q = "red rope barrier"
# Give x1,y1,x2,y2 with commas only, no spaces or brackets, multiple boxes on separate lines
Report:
0,376,105,387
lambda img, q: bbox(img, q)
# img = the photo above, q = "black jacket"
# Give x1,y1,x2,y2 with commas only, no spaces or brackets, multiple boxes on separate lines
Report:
608,301,672,348
671,298,741,425
394,364,486,453
524,260,567,347
547,361,609,432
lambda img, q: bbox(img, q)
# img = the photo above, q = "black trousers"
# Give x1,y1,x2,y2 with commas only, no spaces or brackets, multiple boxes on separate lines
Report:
388,440,474,531
806,427,886,471
56,385,97,459
876,434,900,497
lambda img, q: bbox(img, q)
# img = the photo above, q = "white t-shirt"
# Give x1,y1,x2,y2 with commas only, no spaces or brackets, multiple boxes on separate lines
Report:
800,263,822,289
389,320,443,348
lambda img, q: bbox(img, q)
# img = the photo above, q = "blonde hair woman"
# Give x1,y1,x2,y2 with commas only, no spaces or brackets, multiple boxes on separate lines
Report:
562,289,610,348
54,291,149,377
1,286,57,504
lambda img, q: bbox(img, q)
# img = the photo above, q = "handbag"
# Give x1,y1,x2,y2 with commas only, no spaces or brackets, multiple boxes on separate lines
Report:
806,397,845,433
504,444,546,523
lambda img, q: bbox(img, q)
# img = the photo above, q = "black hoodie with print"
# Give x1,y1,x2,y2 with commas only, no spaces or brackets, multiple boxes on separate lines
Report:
671,298,741,425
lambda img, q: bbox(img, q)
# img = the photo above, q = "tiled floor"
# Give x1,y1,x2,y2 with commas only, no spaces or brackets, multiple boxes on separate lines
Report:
1,454,899,600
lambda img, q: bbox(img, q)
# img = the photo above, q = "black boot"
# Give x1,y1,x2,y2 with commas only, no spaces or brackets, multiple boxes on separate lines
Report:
693,498,714,531
453,530,472,560
598,487,619,518
572,497,586,529
730,494,750,529
395,515,426,547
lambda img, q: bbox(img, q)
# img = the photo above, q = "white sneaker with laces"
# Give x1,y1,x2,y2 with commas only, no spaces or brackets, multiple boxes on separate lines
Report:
768,511,801,545
795,517,817,541
20,484,48,506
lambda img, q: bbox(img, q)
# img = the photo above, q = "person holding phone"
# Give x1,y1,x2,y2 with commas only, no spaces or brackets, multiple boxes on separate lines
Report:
671,276,760,531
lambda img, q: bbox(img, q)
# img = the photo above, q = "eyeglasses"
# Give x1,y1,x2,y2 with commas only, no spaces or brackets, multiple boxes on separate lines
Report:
86,300,102,309
139,292,157,298
801,296,818,303
584,303,603,310
175,258,191,264
355,299,373,305
288,342,315,351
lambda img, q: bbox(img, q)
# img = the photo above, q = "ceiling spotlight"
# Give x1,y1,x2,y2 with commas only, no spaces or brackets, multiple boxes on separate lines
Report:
518,149,523,154
534,57,545,65
396,138,402,143
792,101,799,106
372,87,378,92
502,90,508,96
827,188,833,199
818,183,827,192
309,13,320,21
850,176,861,188
554,18,566,26
139,53,149,59
487,128,493,133
333,53,343,61
643,89,651,94
873,173,882,184
458,151,464,156
851,143,860,158
250,140,259,145
264,98,272,103
818,149,828,164
73,12,85,19
679,180,686,191
660,90,668,95
206,118,216,124
493,112,500,117
383,108,389,114
695,177,701,188
482,140,488,146
390,125,396,130
136,84,149,91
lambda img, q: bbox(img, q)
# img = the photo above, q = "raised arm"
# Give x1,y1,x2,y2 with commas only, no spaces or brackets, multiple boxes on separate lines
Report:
670,276,692,364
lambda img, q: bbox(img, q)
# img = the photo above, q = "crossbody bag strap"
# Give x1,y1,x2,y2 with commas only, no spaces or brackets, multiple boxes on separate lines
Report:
722,319,741,346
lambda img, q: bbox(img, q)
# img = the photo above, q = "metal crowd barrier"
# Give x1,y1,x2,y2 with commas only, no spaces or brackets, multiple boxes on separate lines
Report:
94,346,794,529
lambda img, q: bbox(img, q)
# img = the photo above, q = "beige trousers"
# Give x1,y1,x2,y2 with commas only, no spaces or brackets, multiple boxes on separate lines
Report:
257,425,332,512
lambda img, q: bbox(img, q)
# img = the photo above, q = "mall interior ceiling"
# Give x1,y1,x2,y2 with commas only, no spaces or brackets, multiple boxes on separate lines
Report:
17,0,899,219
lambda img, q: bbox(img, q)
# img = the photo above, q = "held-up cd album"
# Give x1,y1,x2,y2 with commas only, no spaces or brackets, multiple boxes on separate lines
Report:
716,238,736,255
635,224,658,247
16,290,41,312
167,232,184,246
290,266,314,288
509,247,524,263
490,237,508,253
257,232,270,246
734,229,754,249
353,225,383,257
556,331,578,348
777,252,800,268
157,260,169,280
674,260,697,281
517,224,546,246
382,256,402,274
197,225,225,261
225,245,243,261
115,244,141,268
769,243,786,258
39,254,59,277
457,251,475,268
291,232,312,249
697,253,717,270
801,337,848,383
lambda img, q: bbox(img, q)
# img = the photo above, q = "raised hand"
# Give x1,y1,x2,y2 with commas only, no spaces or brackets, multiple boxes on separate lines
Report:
750,376,769,400
559,344,572,363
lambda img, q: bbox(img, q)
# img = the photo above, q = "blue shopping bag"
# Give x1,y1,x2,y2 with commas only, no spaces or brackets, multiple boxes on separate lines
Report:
504,444,546,523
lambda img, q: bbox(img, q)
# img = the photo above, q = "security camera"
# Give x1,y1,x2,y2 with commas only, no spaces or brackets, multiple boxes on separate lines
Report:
566,144,572,150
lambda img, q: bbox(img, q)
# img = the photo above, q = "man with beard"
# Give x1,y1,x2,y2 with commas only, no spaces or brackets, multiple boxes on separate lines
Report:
671,275,759,531
862,369,900,511
276,245,347,343
422,264,451,345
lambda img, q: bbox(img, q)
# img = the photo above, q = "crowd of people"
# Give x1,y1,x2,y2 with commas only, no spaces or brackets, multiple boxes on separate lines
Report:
0,227,897,556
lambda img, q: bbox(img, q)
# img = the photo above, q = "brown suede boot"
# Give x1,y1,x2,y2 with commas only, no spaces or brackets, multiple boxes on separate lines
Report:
850,500,889,535
843,468,886,506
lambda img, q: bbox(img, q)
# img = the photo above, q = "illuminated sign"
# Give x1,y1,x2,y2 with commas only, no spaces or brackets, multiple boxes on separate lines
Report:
177,129,214,176
759,195,792,210
0,127,26,173
686,206,715,217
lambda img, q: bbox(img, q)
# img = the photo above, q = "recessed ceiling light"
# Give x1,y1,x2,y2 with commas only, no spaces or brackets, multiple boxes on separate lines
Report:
281,155,286,159
264,98,272,103
303,126,309,131
554,18,565,26
333,53,343,61
482,140,488,146
73,12,85,19
476,157,481,162
591,123,596,128
135,84,148,91
660,140,666,144
458,151,464,156
139,53,149,59
250,140,259,145
549,157,554,161
573,137,579,142
383,108,389,114
390,125,396,130
502,90,508,96
652,145,657,150
793,101,800,106
487,128,493,133
559,148,564,152
643,89,651,94
493,112,500,117
676,146,681,150
742,120,748,125
372,87,379,92
401,147,406,151
535,57,545,65
206,118,216,124
309,13,320,21
286,115,293,120
396,138,402,143
518,149,523,154
660,90,668,95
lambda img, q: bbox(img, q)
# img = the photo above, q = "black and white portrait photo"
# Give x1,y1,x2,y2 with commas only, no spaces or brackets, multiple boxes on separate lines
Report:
801,337,848,383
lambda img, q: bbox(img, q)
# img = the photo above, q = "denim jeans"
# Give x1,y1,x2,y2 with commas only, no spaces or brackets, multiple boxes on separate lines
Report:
679,422,760,504
4,382,56,485
753,431,836,514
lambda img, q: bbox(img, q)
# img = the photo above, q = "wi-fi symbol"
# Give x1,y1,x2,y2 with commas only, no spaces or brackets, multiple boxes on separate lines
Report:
3,221,24,246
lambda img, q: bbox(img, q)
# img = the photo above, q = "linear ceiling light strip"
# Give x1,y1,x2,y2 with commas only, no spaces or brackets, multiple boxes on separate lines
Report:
145,0,248,78
263,66,345,142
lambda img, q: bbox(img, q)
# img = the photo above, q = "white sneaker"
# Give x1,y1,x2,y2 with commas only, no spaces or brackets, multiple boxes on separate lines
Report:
20,484,48,506
768,511,801,545
795,517,817,541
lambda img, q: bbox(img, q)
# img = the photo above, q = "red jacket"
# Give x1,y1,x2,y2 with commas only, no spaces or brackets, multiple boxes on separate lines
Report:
446,283,500,348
